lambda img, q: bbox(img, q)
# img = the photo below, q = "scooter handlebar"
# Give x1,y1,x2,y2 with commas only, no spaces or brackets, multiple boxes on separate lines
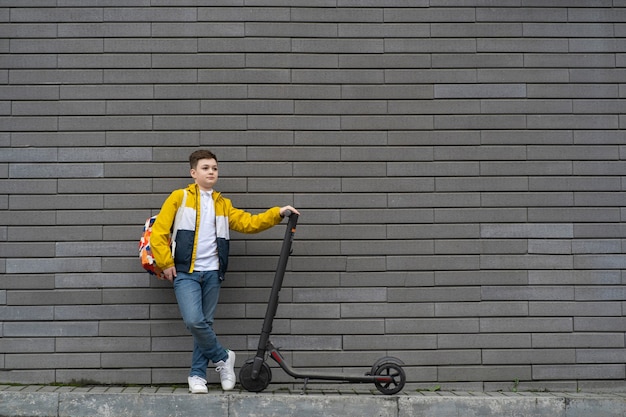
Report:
282,209,298,219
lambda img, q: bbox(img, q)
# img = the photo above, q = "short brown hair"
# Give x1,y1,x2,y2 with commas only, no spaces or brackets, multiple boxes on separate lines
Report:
189,149,218,169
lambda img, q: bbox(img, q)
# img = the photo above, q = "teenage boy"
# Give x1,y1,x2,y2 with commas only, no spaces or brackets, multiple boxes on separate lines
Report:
151,149,299,393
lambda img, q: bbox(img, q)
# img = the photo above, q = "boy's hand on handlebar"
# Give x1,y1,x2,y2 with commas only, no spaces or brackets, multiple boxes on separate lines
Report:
279,205,300,216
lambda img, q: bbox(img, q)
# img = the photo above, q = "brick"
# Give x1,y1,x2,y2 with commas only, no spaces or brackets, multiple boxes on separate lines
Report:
13,100,105,116
3,321,99,337
342,302,433,318
479,318,572,333
431,22,522,37
10,8,103,23
574,193,626,207
528,207,620,222
293,288,386,303
529,115,618,130
572,239,622,254
435,83,525,98
386,318,479,334
6,353,100,369
0,85,59,100
55,305,149,320
293,69,384,84
533,364,624,380
291,7,382,23
249,84,339,99
482,99,572,114
108,99,201,115
483,349,575,365
438,333,531,349
570,39,623,53
199,38,290,53
59,116,152,131
153,115,247,130
104,69,196,84
198,68,288,83
386,68,477,83
524,53,616,68
576,349,626,364
57,369,151,385
104,7,197,22
0,274,55,290
343,115,433,130
56,273,149,289
56,337,151,353
0,306,53,321
436,177,527,192
481,286,574,301
58,22,152,37
436,302,528,317
528,239,572,254
527,83,618,98
390,99,479,114
389,287,480,303
481,192,574,207
478,38,568,53
533,332,624,348
481,254,573,270
343,85,432,99
435,208,526,223
7,290,102,306
434,53,523,68
0,23,57,38
481,223,573,239
0,337,55,353
297,99,386,115
385,7,475,23
529,270,621,286
344,334,436,351
246,22,337,37
11,132,105,147
480,7,570,22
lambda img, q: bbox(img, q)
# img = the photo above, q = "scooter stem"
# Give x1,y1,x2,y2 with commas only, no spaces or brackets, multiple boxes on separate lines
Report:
251,211,299,379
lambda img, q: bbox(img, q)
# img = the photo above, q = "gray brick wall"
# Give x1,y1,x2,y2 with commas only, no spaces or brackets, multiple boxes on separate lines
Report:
1,1,625,392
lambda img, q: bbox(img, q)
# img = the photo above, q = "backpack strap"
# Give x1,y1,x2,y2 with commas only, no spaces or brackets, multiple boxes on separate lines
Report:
170,189,187,257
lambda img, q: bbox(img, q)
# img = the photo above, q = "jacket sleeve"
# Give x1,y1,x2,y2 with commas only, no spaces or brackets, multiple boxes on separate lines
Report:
151,189,183,270
228,203,283,234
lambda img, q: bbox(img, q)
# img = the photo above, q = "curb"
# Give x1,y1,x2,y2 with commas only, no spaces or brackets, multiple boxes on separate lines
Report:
1,387,626,417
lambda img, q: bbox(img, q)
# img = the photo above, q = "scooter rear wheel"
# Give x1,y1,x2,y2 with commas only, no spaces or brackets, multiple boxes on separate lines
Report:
373,362,406,395
239,359,272,392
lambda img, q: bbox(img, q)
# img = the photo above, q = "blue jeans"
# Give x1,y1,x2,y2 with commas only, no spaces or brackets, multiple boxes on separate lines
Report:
173,270,228,379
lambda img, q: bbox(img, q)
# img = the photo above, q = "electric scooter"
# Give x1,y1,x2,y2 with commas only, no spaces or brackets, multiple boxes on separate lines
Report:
239,211,406,395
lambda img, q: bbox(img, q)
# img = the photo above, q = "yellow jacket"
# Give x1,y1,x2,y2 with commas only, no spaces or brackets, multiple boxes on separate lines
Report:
151,183,283,280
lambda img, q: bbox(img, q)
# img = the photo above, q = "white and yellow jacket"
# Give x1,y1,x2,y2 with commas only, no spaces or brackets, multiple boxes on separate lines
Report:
151,183,283,280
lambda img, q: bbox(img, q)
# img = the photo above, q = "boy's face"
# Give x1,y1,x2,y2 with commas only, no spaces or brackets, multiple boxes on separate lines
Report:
191,158,219,191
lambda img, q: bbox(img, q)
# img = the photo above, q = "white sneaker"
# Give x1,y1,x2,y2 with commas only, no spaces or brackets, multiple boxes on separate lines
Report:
188,375,208,394
215,350,236,390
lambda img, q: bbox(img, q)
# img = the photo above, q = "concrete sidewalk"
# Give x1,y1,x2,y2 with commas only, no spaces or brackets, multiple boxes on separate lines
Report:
2,384,626,417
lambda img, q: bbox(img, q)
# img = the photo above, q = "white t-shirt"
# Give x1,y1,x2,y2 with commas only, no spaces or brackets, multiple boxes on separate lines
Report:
194,190,219,271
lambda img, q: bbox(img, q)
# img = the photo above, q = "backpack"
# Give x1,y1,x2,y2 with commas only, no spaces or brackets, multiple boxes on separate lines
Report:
139,190,187,279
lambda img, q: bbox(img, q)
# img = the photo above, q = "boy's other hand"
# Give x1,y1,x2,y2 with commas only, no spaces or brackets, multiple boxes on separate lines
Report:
163,266,177,282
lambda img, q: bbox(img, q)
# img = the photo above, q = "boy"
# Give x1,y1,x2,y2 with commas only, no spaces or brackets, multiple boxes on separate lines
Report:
150,149,299,393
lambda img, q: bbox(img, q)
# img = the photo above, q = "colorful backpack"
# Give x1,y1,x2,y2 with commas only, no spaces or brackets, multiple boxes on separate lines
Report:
139,190,187,279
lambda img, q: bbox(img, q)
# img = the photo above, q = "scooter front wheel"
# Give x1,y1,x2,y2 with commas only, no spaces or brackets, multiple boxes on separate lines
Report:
239,359,272,392
373,362,406,395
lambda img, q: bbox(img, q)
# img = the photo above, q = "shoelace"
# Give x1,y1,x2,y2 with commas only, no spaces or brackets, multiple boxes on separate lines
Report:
190,376,206,385
215,365,234,380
